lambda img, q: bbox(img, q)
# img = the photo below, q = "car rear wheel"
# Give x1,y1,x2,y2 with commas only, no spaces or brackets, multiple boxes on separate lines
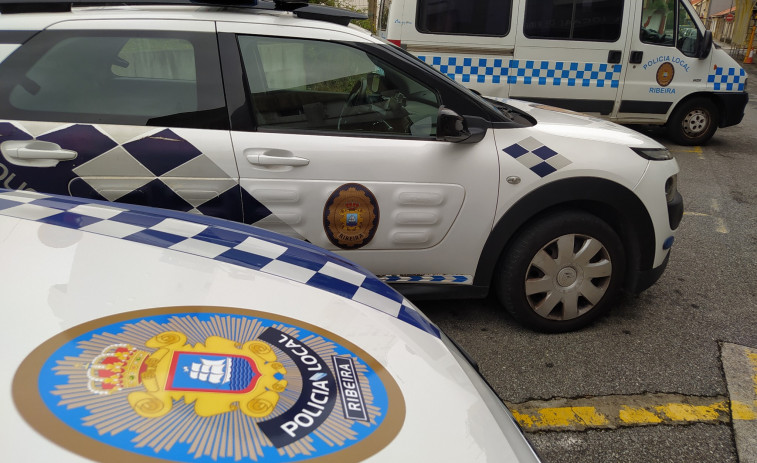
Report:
496,211,625,333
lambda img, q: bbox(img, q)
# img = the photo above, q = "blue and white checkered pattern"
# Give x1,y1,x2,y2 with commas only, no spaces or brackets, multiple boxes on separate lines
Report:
503,137,572,178
418,56,509,84
0,189,439,337
508,60,622,88
418,56,622,88
708,67,746,91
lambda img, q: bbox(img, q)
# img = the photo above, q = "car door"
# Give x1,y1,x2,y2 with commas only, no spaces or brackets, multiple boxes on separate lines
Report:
617,0,712,123
0,20,243,221
511,0,630,117
217,22,500,281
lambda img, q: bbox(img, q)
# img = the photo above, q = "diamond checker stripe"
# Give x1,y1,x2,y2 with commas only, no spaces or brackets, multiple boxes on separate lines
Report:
504,137,572,178
0,189,439,337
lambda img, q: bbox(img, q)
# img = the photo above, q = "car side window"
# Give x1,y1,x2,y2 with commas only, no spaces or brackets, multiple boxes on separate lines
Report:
0,31,226,129
238,35,440,138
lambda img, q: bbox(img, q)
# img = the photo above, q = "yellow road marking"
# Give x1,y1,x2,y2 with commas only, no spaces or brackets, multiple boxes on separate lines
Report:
672,146,704,159
733,402,757,420
682,211,729,233
507,394,756,432
656,402,725,421
618,406,663,424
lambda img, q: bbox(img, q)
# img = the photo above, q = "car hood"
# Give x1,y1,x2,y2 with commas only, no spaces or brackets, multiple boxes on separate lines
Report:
0,190,538,463
492,97,665,149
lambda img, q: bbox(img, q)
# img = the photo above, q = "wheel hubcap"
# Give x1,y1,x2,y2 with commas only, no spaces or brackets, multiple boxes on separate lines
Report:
524,234,613,321
682,109,709,137
557,267,578,287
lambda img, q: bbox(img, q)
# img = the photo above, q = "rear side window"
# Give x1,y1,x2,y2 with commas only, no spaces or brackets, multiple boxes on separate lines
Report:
0,31,227,129
416,0,512,36
524,0,624,42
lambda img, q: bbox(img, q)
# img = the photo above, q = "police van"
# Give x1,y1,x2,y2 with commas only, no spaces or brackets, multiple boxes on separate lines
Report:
384,0,749,145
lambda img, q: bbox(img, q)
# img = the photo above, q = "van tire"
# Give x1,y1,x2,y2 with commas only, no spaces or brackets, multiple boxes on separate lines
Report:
495,211,625,333
667,98,718,146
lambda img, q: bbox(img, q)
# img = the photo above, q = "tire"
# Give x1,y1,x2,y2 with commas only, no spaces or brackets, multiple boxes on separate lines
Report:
666,98,718,146
496,211,626,333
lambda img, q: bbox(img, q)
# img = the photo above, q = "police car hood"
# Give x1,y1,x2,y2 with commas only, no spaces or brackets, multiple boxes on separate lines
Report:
0,190,539,463
495,97,665,149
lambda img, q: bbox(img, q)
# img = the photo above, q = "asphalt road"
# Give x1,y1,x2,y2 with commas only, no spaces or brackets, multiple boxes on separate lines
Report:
417,67,757,462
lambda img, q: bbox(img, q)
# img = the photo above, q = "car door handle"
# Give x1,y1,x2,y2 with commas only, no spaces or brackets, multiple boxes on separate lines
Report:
245,149,309,167
1,140,77,167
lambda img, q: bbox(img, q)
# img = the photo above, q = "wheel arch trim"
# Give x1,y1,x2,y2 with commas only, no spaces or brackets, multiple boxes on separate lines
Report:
473,177,656,289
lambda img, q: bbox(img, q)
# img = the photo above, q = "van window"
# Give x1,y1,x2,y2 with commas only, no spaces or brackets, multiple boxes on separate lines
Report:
677,1,699,56
524,0,624,42
640,0,675,45
640,0,699,56
416,0,511,36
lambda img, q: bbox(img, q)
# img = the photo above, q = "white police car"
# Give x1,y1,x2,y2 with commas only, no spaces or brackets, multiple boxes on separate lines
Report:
0,0,683,332
0,189,540,462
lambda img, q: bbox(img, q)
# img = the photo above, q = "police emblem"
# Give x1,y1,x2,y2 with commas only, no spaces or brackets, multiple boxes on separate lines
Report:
656,62,675,87
323,183,380,249
14,307,404,462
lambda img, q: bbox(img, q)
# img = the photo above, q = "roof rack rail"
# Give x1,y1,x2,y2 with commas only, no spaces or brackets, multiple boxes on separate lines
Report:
0,0,368,26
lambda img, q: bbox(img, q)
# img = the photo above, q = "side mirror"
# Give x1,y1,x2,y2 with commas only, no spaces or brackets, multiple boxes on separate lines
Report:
436,107,487,143
697,30,712,59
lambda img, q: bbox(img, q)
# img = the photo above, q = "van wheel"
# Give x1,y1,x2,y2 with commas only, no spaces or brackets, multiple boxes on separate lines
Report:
667,98,718,146
495,211,625,333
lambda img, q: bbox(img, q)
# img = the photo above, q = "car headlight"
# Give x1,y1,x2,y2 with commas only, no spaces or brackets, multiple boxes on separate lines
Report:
632,147,673,160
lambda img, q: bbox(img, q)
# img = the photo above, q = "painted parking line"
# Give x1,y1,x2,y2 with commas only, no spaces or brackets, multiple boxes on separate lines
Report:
684,211,729,234
507,343,757,435
671,146,705,159
506,393,752,432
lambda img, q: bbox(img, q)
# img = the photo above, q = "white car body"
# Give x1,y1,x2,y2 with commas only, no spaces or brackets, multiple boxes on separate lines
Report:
0,189,540,462
0,0,682,331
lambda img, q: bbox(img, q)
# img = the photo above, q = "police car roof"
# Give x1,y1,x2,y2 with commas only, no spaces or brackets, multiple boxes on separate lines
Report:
0,0,367,26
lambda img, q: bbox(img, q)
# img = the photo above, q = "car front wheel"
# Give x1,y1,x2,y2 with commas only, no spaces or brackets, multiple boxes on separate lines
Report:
496,211,626,333
666,98,718,146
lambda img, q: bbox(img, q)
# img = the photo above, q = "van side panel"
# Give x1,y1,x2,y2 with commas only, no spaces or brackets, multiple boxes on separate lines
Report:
388,0,748,135
510,0,630,117
388,0,516,98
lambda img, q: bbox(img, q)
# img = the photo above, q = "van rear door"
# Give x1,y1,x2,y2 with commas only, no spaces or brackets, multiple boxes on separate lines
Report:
388,0,516,99
511,0,630,117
